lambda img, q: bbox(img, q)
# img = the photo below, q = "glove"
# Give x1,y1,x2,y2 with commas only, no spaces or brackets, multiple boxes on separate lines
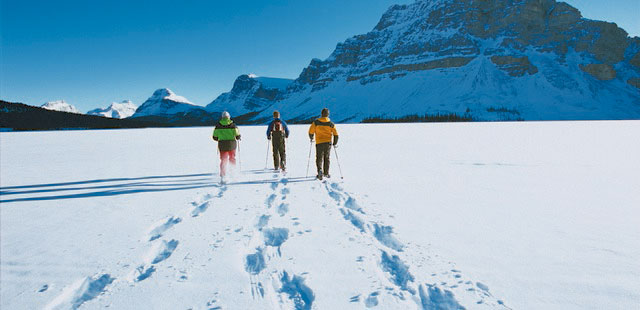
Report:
212,136,219,141
267,136,271,140
309,134,314,142
333,136,339,146
236,135,241,141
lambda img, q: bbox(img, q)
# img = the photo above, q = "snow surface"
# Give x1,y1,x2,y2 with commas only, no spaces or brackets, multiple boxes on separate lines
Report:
1,121,639,309
87,100,137,119
40,100,81,114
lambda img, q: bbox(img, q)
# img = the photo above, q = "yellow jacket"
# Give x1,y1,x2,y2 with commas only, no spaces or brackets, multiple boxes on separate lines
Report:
308,117,338,144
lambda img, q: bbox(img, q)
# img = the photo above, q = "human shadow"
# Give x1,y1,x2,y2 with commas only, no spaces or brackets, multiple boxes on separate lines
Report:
0,173,218,203
0,172,317,203
0,173,213,191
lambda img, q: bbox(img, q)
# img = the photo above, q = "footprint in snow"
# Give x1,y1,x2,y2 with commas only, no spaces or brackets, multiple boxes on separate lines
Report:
45,274,114,310
418,284,465,310
191,201,210,217
130,239,179,282
146,216,182,241
281,187,290,196
277,203,289,216
245,248,266,275
372,223,404,252
278,271,315,310
255,215,270,231
380,251,414,292
263,228,289,247
365,292,379,308
265,194,277,209
340,209,366,232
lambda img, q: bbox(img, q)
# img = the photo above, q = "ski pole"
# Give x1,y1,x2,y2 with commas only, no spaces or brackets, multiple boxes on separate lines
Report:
237,140,242,172
264,140,270,169
333,145,344,179
306,140,313,177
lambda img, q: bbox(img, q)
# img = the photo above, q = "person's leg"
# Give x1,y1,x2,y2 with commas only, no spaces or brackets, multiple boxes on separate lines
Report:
315,144,323,175
220,151,228,176
323,144,331,176
229,150,236,166
280,142,286,170
272,141,279,169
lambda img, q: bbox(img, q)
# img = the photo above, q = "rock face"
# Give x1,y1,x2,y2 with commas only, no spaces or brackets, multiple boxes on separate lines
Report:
219,0,640,122
206,75,293,117
87,100,137,119
490,56,538,77
580,64,617,81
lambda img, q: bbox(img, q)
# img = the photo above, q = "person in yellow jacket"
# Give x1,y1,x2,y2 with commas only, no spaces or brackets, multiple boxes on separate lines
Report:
308,108,339,180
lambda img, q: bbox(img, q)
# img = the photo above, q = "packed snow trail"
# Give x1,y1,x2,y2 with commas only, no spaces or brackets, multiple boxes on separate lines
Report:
40,169,510,309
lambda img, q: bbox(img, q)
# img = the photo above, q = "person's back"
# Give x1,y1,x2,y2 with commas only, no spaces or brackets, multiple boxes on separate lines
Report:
308,108,338,179
271,119,286,144
212,112,241,180
214,117,239,151
267,111,289,171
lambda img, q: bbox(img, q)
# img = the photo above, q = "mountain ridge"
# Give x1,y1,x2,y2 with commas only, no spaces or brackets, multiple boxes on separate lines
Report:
206,0,639,123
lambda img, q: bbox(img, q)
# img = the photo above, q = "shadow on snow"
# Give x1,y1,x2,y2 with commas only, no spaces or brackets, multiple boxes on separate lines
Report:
0,171,315,203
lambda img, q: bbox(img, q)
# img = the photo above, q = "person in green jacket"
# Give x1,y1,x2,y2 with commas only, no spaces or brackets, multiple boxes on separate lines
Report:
212,111,241,178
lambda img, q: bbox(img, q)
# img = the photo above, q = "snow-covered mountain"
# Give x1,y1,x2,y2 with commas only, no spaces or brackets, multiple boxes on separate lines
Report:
40,100,81,114
87,100,137,119
132,89,199,117
206,74,294,117
131,88,216,125
217,0,640,122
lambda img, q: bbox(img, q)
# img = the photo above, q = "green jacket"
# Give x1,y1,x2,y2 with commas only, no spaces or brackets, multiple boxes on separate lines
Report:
213,118,241,151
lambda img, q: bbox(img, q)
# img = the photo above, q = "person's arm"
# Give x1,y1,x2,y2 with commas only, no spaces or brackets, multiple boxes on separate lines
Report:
266,121,273,139
332,126,338,145
283,120,290,138
308,122,316,141
212,128,219,141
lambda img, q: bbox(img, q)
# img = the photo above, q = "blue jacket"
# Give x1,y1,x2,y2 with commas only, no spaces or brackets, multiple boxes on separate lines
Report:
266,118,290,138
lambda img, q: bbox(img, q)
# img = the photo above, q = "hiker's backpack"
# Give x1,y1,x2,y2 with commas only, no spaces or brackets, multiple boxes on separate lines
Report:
271,120,285,141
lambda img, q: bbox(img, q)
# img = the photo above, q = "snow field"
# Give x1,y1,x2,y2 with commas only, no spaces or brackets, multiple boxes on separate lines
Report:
1,121,639,309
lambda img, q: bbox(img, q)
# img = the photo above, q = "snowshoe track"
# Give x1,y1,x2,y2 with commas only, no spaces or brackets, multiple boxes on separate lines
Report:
43,171,509,309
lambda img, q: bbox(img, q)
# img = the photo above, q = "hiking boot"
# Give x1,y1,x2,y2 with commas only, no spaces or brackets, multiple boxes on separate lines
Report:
324,174,330,178
316,174,323,180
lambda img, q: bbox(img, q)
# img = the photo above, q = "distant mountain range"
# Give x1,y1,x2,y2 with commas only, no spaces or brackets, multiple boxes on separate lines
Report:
0,100,166,131
3,0,639,130
41,100,81,114
87,100,137,119
129,88,217,126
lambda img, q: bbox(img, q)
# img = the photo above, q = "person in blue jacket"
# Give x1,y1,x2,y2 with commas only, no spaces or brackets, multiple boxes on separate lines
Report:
266,110,290,171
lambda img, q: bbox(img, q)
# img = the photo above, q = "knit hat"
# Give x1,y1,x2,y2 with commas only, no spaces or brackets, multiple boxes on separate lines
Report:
222,111,230,119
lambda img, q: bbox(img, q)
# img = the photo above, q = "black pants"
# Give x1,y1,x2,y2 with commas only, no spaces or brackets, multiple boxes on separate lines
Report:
315,143,331,175
272,140,286,169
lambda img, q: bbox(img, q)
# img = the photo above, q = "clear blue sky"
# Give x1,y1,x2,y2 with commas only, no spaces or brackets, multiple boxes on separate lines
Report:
1,0,638,112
